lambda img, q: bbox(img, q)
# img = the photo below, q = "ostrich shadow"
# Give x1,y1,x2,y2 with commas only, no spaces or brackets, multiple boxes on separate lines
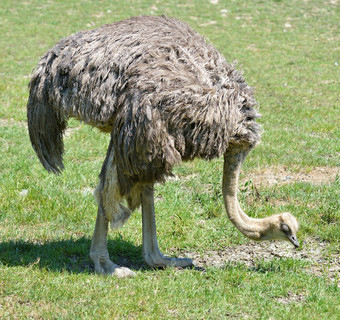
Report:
0,237,145,274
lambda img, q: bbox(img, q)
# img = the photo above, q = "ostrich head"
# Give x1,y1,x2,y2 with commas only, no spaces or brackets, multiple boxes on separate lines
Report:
260,212,300,247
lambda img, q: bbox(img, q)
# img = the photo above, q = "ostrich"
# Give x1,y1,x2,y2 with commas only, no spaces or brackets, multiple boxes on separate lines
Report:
27,16,299,277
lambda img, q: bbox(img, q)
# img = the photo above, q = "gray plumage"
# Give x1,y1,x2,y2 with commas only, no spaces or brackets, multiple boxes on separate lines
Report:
27,15,261,204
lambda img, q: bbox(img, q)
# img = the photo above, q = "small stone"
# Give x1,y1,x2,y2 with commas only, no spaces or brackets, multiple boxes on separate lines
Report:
82,187,94,196
19,189,28,197
185,252,194,259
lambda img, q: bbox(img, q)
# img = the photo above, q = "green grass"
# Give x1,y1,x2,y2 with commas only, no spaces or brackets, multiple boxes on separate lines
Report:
1,0,339,319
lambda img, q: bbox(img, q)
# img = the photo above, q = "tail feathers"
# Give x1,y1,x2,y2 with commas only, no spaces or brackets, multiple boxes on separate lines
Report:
27,100,66,174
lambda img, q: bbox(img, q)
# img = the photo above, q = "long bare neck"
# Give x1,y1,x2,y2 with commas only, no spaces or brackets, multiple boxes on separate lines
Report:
222,150,272,240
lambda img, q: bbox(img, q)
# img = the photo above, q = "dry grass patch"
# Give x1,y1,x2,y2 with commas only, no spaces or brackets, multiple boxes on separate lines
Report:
243,166,339,187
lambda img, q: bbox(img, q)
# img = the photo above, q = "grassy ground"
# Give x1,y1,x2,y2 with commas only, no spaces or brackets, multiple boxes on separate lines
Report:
1,0,339,319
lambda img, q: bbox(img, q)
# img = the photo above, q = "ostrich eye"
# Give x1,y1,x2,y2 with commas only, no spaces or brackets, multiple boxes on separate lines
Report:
281,223,290,233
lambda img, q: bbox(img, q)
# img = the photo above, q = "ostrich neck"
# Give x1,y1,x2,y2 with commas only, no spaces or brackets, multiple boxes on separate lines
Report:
222,150,270,240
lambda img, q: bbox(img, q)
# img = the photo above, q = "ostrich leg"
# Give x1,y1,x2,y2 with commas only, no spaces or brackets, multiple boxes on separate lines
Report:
89,206,135,277
141,184,194,268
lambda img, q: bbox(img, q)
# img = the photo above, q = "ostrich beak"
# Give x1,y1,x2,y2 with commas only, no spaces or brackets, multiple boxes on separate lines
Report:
287,234,299,248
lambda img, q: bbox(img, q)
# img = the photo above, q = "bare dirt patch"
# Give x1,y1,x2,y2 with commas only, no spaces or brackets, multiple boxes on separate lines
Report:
243,166,338,187
275,292,306,304
184,238,339,286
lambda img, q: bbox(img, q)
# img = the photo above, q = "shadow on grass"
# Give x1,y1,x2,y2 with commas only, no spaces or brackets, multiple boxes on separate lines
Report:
0,237,145,274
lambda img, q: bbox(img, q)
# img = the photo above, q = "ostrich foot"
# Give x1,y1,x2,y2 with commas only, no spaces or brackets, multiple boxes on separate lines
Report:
90,252,136,277
143,251,194,269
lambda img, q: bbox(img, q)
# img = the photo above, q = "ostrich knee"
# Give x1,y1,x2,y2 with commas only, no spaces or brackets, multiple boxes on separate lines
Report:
96,157,132,229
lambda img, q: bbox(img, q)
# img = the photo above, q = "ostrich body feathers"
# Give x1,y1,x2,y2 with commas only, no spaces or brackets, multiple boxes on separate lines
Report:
27,15,261,197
